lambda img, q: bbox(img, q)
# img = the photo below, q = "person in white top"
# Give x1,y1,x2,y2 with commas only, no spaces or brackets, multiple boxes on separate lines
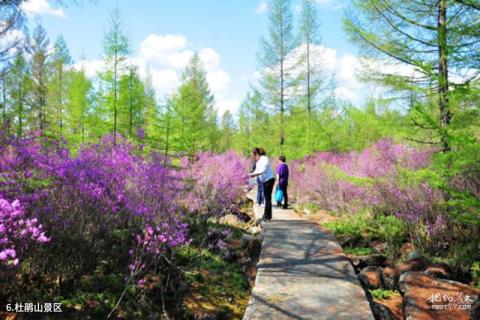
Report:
248,147,275,221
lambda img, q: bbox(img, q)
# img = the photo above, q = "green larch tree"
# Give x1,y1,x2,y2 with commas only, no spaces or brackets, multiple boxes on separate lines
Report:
65,69,93,146
344,0,480,152
118,65,146,139
29,24,50,134
170,53,218,158
101,6,129,145
259,0,296,150
48,35,72,137
7,50,30,138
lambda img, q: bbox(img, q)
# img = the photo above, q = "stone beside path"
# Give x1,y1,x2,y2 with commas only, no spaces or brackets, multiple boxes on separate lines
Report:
243,192,374,320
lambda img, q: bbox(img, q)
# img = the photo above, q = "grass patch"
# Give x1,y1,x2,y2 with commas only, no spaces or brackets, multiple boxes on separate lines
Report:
324,213,409,258
370,289,399,300
324,213,372,239
344,247,374,256
304,203,320,213
471,262,480,289
178,246,251,319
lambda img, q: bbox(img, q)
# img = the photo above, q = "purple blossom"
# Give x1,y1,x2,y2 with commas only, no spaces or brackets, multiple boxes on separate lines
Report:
290,139,446,235
0,197,49,266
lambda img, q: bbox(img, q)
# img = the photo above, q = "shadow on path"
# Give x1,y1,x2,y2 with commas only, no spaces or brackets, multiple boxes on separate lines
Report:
243,197,374,320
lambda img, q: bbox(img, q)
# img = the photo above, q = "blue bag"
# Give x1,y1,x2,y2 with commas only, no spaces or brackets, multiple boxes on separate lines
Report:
275,186,283,202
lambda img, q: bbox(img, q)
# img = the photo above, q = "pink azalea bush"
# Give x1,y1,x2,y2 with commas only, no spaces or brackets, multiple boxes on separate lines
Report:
180,150,249,219
290,139,446,236
0,198,49,266
0,132,247,282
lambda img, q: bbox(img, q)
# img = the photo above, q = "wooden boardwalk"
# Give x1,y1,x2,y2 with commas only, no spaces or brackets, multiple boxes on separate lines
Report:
243,193,374,320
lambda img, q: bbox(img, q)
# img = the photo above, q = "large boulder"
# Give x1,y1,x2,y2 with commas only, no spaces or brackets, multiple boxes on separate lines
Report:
350,254,387,271
399,272,480,320
219,214,242,227
370,300,402,320
240,234,253,249
382,258,429,289
359,266,384,289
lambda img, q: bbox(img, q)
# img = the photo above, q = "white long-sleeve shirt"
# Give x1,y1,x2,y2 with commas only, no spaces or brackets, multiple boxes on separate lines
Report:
252,155,274,183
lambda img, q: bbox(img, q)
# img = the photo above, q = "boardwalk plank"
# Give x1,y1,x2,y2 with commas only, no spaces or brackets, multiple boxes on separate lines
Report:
244,196,374,320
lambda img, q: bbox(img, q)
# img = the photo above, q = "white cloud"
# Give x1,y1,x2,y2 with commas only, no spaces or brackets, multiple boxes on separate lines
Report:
21,0,66,18
334,86,360,101
207,70,230,93
215,95,242,116
73,59,104,78
75,33,236,116
149,69,181,93
199,48,220,72
139,34,191,69
257,43,423,103
166,50,194,69
256,1,268,14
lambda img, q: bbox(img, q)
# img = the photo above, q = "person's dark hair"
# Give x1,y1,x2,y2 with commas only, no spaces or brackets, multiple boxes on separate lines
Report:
259,148,266,156
252,147,261,156
279,155,286,162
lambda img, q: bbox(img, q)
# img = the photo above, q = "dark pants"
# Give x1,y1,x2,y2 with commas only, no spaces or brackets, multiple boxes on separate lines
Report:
256,177,264,205
279,184,288,209
262,178,275,220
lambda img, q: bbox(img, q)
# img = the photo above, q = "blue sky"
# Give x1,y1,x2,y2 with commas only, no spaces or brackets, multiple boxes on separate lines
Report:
22,0,364,115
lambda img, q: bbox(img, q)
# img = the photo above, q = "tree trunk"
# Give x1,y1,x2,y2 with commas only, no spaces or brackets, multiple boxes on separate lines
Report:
437,0,451,152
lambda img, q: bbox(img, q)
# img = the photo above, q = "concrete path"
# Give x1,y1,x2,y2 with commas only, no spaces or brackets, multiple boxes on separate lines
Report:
244,192,374,320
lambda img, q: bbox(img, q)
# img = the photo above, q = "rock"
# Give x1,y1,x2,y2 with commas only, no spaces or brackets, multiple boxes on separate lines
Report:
350,254,387,271
238,256,251,267
359,266,384,289
194,315,217,320
370,293,404,320
371,301,398,320
207,228,226,244
240,234,253,249
234,210,251,223
425,265,451,279
370,240,388,254
248,236,262,259
407,250,422,261
382,258,429,290
399,272,480,320
249,226,262,235
339,235,363,248
219,214,241,226
221,248,237,262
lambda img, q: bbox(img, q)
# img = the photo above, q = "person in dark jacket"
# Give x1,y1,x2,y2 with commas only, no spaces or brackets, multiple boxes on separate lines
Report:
276,155,289,209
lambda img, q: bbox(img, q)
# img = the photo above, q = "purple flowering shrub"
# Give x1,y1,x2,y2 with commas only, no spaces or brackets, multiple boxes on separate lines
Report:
180,150,249,220
0,130,249,308
0,198,49,266
290,139,447,237
0,134,184,282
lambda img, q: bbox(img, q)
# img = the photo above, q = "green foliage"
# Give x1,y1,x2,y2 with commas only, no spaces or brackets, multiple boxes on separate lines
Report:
324,213,372,238
344,247,374,256
375,215,408,244
6,50,30,138
471,262,480,289
30,24,50,133
370,289,399,300
65,69,94,147
219,110,236,152
99,6,130,144
118,66,146,139
325,213,408,258
169,53,219,157
47,35,72,138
